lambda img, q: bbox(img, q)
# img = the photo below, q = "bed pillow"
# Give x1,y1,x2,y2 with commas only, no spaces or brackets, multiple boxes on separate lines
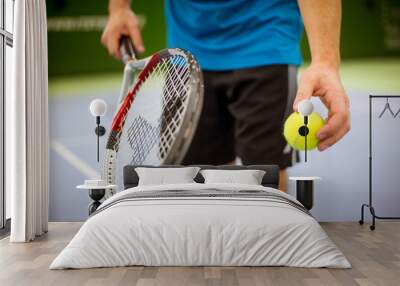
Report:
135,167,200,186
200,169,266,185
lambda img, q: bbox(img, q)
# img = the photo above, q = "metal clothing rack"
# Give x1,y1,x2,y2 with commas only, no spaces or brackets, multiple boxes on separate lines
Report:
359,95,400,230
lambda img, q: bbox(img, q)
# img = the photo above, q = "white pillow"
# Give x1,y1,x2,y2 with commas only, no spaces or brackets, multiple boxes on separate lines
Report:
135,167,200,186
200,169,266,185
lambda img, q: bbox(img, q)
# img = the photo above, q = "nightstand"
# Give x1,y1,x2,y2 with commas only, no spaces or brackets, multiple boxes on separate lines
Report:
289,177,321,210
77,180,117,215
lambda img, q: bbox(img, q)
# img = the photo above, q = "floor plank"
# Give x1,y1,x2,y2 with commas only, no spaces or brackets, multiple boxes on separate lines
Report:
0,222,399,286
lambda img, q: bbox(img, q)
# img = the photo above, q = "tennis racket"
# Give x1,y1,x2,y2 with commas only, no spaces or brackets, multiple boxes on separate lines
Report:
102,37,204,197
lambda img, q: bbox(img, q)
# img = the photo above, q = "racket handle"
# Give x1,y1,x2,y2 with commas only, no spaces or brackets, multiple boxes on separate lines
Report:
120,36,137,63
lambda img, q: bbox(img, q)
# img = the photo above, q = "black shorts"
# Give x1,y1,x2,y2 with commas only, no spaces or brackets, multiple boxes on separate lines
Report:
182,64,299,169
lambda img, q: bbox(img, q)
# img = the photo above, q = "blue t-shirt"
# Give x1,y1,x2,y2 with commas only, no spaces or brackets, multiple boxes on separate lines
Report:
165,0,303,71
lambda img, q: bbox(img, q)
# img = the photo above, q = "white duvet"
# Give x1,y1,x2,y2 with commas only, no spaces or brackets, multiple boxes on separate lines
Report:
50,183,350,269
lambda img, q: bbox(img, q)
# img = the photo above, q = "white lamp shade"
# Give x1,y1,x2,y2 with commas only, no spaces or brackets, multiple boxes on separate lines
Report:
89,99,107,117
298,99,314,116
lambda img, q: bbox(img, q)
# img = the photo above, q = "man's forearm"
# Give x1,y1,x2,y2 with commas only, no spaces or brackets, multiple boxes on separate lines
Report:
297,0,341,69
109,0,131,13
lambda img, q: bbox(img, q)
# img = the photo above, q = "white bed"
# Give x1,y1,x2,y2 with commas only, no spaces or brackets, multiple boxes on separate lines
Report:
50,183,350,269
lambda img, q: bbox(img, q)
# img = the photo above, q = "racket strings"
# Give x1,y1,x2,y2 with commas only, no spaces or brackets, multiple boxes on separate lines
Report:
126,116,160,164
104,50,203,193
111,58,168,150
158,57,191,158
103,49,203,193
145,56,191,144
121,54,192,164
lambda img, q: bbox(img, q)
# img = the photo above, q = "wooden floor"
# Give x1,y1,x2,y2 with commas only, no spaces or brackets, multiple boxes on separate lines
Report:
0,222,399,286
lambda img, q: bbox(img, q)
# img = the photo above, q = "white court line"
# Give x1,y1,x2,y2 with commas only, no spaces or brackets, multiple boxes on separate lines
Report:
51,140,100,178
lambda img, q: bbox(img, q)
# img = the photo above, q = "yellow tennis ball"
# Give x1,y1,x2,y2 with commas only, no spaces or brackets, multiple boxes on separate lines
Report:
283,112,325,150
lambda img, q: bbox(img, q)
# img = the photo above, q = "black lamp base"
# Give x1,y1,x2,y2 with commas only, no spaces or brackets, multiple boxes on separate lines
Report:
88,189,105,215
296,180,314,210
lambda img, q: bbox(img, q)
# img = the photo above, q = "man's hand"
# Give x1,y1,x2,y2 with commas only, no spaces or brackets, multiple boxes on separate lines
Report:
293,64,350,151
101,5,144,59
296,0,350,151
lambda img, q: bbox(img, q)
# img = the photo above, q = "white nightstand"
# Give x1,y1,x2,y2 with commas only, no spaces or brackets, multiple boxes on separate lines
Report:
289,177,321,210
77,180,117,215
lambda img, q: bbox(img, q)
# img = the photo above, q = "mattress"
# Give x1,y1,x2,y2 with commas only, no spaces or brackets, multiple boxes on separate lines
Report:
50,183,351,269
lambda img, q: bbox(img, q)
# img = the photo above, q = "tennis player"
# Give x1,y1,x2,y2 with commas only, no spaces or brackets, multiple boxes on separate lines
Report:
101,0,350,192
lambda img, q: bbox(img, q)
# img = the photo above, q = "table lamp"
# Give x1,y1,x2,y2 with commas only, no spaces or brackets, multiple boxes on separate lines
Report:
89,99,107,162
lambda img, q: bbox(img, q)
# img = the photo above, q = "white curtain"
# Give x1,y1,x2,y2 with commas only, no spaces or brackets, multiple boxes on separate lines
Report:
8,0,49,242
